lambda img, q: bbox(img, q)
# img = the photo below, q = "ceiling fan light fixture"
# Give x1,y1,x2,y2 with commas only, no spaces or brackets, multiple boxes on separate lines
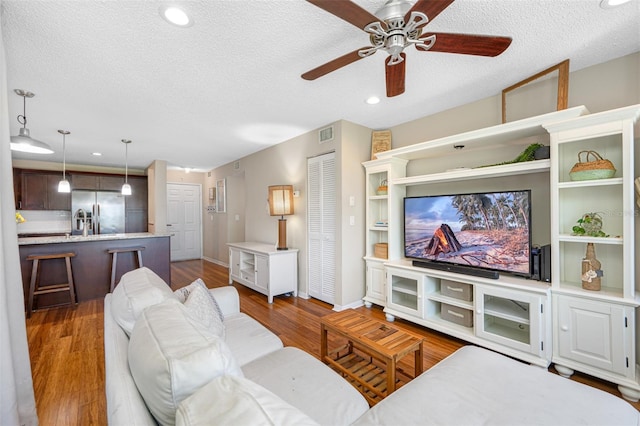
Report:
159,5,193,27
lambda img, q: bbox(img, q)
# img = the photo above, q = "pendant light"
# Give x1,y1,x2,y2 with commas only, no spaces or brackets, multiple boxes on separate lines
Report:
57,130,71,193
121,139,132,195
10,89,54,154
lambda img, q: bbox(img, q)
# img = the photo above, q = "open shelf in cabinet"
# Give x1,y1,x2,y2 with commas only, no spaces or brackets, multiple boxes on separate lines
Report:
557,240,624,297
428,292,473,310
394,159,550,186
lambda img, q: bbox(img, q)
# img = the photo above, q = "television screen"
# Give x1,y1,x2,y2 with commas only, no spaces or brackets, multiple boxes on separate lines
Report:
404,190,531,277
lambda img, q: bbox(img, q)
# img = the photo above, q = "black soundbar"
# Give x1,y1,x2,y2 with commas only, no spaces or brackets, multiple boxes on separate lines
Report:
412,260,500,280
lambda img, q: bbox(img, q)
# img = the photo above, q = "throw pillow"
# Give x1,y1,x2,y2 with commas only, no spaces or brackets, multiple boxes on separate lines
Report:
183,283,225,338
174,278,224,321
110,267,177,336
176,375,319,426
129,298,243,426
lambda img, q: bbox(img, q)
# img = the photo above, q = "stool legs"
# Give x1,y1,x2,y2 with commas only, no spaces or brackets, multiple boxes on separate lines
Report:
27,258,40,319
66,256,77,306
109,252,118,293
26,253,76,318
109,247,144,292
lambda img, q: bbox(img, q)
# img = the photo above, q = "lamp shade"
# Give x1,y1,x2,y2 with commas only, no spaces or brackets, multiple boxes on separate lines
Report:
10,129,54,154
58,179,71,193
268,185,294,216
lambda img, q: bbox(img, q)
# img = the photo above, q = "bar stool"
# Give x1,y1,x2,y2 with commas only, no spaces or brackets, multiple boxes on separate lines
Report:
108,247,145,292
26,252,77,318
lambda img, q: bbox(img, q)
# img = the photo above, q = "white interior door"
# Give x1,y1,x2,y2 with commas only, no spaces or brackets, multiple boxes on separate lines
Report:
167,183,202,261
307,152,336,304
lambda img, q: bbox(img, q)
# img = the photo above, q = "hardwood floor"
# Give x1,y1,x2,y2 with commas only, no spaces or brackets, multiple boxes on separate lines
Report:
25,259,639,425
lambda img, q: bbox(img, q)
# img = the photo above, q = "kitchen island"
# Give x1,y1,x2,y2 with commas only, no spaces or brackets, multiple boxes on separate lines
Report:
18,232,170,310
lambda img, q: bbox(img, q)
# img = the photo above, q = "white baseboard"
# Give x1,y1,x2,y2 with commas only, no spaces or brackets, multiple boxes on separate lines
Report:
332,299,365,312
202,256,228,268
297,291,310,299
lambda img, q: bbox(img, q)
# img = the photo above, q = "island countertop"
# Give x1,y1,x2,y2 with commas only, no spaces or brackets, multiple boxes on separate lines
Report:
18,233,171,311
18,232,170,245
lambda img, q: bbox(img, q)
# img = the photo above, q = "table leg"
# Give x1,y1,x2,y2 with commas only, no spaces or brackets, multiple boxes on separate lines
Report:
387,358,396,395
415,341,424,377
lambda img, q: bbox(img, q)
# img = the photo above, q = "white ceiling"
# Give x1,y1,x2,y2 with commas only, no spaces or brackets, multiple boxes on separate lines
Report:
2,0,639,172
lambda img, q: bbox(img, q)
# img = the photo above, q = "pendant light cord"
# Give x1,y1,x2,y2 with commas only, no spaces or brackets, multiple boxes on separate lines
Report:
62,133,66,179
125,142,128,184
18,94,27,128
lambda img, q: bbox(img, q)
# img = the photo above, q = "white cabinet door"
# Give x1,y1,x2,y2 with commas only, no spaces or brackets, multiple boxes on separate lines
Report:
366,262,386,306
475,285,546,358
556,296,629,376
386,268,423,318
255,255,269,292
229,247,240,283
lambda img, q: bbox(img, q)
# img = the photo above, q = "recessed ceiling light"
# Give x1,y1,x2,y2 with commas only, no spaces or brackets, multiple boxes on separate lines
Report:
159,5,193,27
600,0,631,8
92,152,102,156
366,96,380,105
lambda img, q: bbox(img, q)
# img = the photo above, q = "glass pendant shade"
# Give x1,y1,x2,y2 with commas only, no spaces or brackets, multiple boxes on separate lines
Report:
58,179,71,193
121,183,132,195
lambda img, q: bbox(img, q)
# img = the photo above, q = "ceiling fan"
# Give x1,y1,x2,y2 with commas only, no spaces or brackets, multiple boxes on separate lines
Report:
302,0,512,97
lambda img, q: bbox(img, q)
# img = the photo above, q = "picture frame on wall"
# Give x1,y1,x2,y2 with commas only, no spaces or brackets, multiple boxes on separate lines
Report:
371,130,392,160
216,178,226,213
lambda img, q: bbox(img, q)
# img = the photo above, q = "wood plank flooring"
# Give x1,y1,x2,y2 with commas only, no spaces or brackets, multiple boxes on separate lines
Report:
25,259,639,425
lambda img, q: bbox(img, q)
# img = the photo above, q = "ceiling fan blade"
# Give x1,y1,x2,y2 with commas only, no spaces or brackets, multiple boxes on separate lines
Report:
302,48,370,81
418,33,512,57
405,0,455,24
385,53,406,97
307,0,379,30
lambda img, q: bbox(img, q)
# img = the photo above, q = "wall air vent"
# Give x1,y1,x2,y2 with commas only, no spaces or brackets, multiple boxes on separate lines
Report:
234,161,240,170
318,125,334,144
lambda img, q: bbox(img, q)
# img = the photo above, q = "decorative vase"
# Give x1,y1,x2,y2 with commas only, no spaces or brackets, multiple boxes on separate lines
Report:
581,243,602,291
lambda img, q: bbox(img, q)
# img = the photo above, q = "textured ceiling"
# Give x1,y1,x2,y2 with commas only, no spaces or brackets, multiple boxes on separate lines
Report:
2,0,639,172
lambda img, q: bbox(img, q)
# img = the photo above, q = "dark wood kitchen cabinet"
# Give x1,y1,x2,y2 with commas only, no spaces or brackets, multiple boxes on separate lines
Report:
18,170,71,210
71,174,124,191
125,176,148,233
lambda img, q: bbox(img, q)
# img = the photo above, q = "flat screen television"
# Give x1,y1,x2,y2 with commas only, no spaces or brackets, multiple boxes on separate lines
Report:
404,190,532,278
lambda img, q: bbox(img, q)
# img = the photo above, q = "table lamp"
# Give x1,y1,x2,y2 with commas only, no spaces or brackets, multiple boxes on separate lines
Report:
268,185,294,250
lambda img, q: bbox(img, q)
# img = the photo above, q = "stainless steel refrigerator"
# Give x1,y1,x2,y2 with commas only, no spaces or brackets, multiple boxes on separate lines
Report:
71,190,125,235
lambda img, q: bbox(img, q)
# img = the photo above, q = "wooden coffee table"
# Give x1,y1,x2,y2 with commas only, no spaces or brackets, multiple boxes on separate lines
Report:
320,309,424,405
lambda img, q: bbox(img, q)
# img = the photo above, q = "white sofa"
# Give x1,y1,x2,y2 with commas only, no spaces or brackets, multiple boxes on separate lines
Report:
104,268,640,426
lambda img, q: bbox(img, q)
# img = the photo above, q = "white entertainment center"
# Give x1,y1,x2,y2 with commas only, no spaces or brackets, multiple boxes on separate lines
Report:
363,104,640,400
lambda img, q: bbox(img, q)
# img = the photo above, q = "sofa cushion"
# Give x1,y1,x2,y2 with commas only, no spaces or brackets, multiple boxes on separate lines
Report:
242,347,369,426
110,266,177,336
223,312,284,366
175,375,319,426
183,282,225,338
129,298,243,426
175,278,225,321
352,345,640,426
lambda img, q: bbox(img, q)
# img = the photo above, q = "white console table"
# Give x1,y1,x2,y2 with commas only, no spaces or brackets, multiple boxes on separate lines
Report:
228,242,298,303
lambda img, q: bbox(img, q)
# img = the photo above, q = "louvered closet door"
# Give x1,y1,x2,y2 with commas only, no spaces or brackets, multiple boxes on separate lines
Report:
307,152,336,304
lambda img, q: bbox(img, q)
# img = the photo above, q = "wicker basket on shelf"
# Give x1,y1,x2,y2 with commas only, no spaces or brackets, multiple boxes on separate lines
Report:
569,150,616,181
